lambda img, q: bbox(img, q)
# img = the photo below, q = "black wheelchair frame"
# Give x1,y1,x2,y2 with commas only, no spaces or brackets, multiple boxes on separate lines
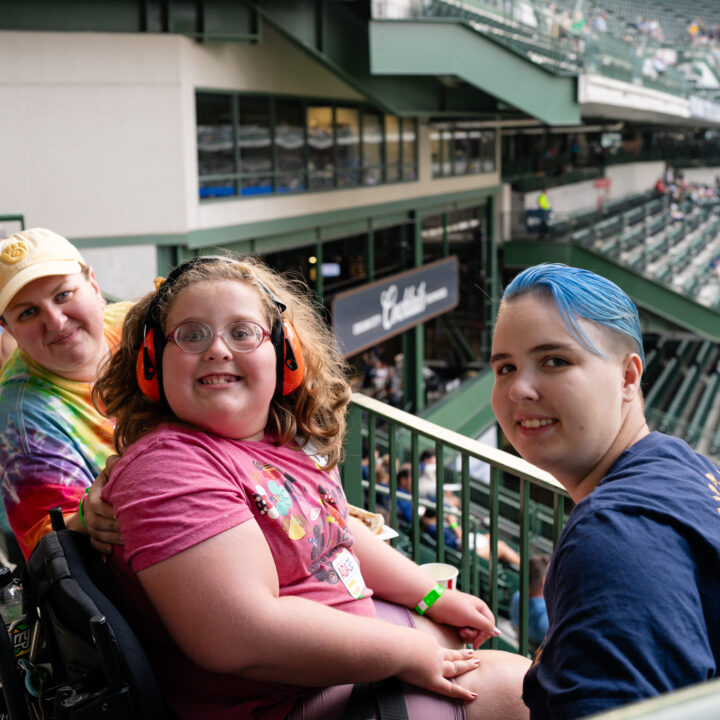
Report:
0,508,169,720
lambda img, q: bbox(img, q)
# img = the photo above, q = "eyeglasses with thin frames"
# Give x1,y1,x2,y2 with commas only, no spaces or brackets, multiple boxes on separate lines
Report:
166,321,271,354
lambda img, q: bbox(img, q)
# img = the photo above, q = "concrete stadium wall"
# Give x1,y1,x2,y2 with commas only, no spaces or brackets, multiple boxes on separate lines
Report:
521,161,666,217
679,166,720,186
0,26,501,300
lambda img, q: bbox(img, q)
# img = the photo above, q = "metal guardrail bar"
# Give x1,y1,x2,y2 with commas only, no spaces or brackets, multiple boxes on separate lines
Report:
344,392,720,712
347,393,563,490
587,676,720,720
343,391,568,654
488,465,500,647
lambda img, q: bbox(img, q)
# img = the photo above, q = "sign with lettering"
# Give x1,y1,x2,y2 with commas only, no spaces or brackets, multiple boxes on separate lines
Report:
332,256,459,357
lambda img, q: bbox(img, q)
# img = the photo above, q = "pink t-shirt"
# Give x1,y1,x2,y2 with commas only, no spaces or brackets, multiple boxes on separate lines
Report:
103,423,375,720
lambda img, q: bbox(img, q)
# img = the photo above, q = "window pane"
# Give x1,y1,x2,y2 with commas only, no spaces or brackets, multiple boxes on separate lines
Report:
362,112,383,185
197,93,236,199
468,130,482,173
322,233,368,295
402,118,417,180
276,100,306,193
453,130,469,175
385,115,401,182
442,130,452,176
425,206,487,371
374,224,411,278
261,245,315,279
421,213,445,263
336,107,360,187
238,97,272,196
482,130,496,172
307,106,335,189
431,127,441,177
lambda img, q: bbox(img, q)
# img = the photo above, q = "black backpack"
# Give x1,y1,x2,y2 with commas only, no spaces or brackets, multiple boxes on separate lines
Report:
14,508,169,720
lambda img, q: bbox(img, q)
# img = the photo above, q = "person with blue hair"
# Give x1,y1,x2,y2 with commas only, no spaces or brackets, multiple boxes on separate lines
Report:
490,263,720,718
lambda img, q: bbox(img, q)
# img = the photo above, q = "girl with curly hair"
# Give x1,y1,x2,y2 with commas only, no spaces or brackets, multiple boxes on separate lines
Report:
93,255,529,720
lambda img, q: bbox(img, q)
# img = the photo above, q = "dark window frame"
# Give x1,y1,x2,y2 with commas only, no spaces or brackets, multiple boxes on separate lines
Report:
429,123,496,179
197,91,419,201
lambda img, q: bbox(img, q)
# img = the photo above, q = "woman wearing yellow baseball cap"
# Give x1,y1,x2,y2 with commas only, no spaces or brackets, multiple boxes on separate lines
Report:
0,228,128,559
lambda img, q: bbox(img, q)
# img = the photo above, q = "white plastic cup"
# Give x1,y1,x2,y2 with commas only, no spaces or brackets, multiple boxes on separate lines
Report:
419,562,459,590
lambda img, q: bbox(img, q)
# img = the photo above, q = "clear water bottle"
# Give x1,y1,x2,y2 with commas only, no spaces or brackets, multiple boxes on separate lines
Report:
0,572,29,658
0,579,22,625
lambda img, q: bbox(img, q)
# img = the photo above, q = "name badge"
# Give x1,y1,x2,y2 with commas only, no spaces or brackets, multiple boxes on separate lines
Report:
331,548,368,599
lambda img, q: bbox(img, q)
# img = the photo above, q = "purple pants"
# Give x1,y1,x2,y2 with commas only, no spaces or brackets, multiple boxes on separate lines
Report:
287,599,465,720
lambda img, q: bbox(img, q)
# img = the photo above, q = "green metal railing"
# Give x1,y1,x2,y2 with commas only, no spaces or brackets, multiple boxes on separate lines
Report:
587,676,720,720
0,215,25,235
341,392,720,714
423,0,700,97
341,391,568,657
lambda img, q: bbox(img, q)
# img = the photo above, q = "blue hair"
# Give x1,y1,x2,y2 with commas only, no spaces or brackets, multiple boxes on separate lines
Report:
502,263,645,367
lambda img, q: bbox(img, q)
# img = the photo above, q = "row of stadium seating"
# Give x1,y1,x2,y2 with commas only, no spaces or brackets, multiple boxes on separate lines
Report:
565,192,720,309
541,183,720,459
425,0,580,74
642,333,720,458
552,0,720,46
429,0,720,99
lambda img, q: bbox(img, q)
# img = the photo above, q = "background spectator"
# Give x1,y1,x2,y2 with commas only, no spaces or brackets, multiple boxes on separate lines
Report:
509,554,551,650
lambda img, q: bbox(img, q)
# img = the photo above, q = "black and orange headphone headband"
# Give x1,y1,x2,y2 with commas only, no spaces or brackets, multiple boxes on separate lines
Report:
135,256,304,403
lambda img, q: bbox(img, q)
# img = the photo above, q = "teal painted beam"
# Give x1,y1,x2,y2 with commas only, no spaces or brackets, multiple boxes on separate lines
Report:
255,1,505,118
503,241,720,341
186,186,501,249
69,233,185,249
66,186,500,251
0,0,260,41
369,20,580,126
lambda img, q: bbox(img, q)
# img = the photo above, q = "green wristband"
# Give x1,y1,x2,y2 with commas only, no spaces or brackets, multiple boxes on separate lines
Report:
415,584,445,615
78,487,90,529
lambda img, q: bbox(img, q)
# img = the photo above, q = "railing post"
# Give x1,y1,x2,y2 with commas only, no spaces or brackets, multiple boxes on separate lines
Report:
343,403,364,506
411,432,420,561
519,478,531,658
367,414,377,512
470,517,480,597
388,425,399,548
460,454,471,592
435,442,445,561
366,228,375,283
488,465,501,649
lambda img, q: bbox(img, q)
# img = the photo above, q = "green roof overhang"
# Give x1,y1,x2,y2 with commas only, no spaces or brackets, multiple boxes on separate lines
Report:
369,19,581,126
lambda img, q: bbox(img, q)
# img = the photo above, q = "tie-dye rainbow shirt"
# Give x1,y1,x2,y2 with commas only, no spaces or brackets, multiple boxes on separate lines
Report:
0,302,131,558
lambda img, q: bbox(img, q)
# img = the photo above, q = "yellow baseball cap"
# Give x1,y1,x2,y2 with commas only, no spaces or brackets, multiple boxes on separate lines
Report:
0,228,86,316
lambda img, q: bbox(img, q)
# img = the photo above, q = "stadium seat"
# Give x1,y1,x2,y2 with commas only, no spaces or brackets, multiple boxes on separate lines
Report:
659,365,699,434
686,374,720,446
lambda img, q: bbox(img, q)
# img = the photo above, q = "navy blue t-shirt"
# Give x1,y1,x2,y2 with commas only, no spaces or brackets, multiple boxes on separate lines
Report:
524,432,720,719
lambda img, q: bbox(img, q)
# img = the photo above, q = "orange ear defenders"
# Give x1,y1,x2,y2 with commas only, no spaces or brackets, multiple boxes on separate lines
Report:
261,281,305,399
135,321,162,402
135,256,305,403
